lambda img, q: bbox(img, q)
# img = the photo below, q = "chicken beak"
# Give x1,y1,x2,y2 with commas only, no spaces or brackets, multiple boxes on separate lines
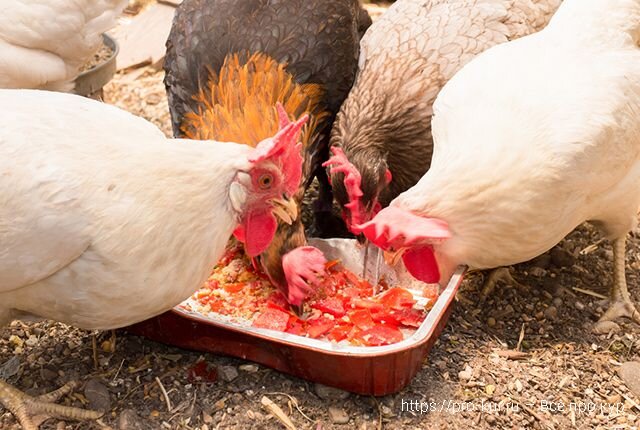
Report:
270,197,298,225
384,248,406,266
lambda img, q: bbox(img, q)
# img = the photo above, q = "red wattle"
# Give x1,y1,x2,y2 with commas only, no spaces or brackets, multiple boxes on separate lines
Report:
241,211,277,256
402,246,440,284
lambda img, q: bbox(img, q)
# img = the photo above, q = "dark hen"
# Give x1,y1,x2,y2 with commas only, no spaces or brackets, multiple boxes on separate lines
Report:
164,0,371,304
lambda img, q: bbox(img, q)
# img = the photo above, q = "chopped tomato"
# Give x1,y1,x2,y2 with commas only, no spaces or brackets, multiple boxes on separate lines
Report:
342,287,362,299
395,308,425,328
286,316,306,336
325,260,341,272
378,287,416,310
266,292,290,312
348,309,375,330
327,324,353,342
352,298,384,312
223,282,245,293
252,308,290,331
356,324,404,346
311,297,346,317
306,316,336,338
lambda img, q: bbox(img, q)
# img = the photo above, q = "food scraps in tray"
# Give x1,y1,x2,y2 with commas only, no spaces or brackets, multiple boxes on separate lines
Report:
183,243,440,346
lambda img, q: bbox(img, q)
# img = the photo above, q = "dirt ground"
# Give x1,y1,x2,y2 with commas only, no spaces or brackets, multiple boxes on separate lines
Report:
4,2,640,430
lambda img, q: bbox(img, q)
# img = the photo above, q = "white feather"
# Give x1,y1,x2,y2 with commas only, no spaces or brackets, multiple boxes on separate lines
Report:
0,0,127,91
0,89,254,329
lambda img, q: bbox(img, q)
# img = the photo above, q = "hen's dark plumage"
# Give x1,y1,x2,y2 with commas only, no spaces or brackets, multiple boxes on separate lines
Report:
165,0,369,138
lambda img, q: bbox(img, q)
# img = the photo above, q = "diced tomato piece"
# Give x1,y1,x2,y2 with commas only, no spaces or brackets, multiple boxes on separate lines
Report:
206,279,219,289
223,282,245,293
311,297,346,317
371,310,401,326
378,287,416,310
325,260,341,272
343,270,362,287
306,316,336,338
352,298,384,312
396,308,426,328
356,324,404,346
327,324,353,342
348,309,375,330
266,292,290,312
285,316,306,336
342,287,362,299
252,308,290,331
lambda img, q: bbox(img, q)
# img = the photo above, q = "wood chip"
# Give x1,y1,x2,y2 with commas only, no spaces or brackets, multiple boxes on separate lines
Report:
497,349,529,360
261,395,297,430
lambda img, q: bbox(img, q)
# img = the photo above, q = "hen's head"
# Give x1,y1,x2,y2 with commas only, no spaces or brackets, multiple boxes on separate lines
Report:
324,147,391,237
356,205,452,284
230,105,307,256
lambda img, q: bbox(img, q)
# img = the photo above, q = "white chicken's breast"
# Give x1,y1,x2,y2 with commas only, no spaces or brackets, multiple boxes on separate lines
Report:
0,89,252,329
0,0,127,91
400,0,640,271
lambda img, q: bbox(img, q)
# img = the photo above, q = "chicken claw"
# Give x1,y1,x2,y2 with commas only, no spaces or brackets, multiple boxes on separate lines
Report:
282,246,327,306
593,237,640,333
0,380,102,430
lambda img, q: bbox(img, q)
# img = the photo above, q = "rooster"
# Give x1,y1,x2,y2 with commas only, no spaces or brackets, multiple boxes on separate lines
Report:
358,0,640,333
0,89,305,429
164,0,371,305
0,0,127,91
326,0,560,234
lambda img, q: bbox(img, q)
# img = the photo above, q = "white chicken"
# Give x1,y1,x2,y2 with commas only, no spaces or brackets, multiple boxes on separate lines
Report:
0,89,304,429
0,0,127,91
358,0,640,331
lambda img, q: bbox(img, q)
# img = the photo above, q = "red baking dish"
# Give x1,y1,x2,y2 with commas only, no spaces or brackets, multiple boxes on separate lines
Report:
127,239,465,396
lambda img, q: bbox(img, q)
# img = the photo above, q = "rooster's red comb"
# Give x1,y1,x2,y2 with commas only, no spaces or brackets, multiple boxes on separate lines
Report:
250,103,308,196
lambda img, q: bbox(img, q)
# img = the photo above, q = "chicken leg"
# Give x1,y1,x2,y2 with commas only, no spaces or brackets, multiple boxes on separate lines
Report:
595,237,640,329
0,380,102,430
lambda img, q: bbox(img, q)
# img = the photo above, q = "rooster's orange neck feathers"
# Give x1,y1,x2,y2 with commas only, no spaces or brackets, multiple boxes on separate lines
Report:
182,52,327,147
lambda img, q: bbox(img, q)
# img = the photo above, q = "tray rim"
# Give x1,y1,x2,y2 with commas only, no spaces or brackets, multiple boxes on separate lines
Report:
171,266,466,358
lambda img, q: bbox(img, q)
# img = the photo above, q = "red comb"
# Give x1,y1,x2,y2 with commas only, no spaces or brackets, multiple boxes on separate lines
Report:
323,147,365,232
282,246,328,306
250,104,308,196
356,206,450,251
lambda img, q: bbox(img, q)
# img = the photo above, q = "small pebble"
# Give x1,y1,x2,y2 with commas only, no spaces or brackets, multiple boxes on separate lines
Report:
118,409,143,430
551,247,576,267
84,379,111,412
618,362,640,398
328,406,350,424
552,297,563,307
487,317,496,328
593,320,621,335
314,383,350,401
218,365,239,382
239,364,259,373
544,306,558,320
575,301,585,311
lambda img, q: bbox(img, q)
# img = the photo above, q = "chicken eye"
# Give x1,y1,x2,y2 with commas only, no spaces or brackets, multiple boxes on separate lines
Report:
258,174,273,189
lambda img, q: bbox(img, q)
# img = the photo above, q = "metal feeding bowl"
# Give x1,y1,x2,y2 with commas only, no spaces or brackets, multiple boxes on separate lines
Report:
74,33,118,97
127,239,465,395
